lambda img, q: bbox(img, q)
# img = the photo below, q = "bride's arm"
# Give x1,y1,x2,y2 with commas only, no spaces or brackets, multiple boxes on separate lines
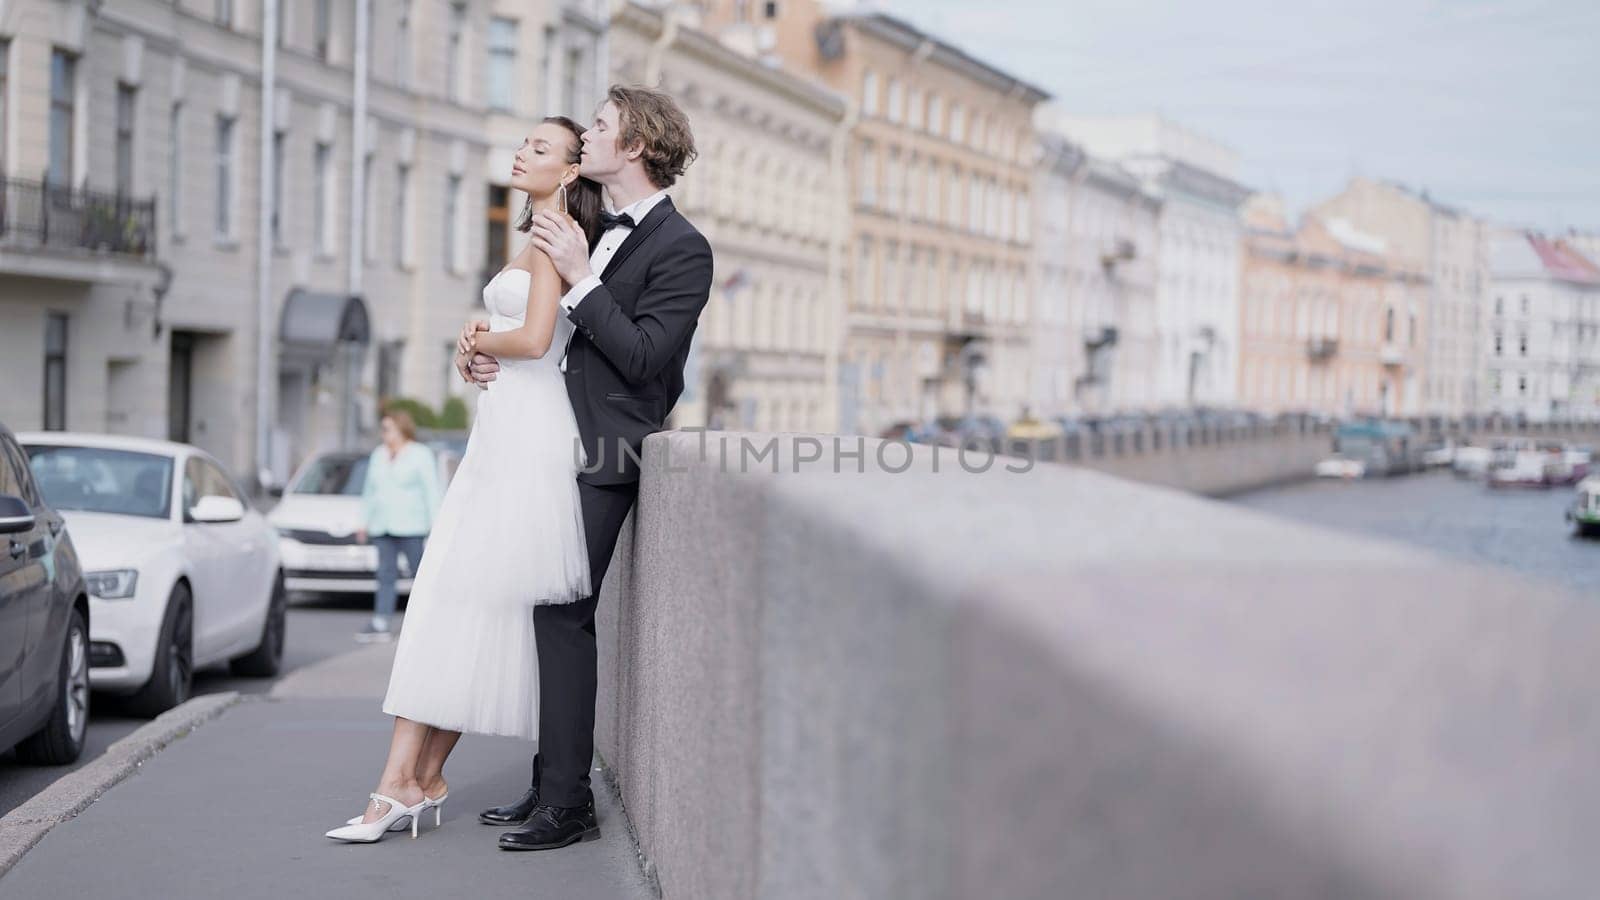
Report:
471,251,562,359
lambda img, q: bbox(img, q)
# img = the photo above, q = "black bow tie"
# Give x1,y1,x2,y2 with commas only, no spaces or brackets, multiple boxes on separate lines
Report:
599,210,637,231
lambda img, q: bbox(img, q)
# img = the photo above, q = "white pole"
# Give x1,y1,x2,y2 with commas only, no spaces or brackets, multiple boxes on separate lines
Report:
349,0,370,296
255,0,279,493
344,0,371,451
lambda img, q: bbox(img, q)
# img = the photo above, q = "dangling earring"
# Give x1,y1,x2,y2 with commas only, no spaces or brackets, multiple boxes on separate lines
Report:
557,180,569,216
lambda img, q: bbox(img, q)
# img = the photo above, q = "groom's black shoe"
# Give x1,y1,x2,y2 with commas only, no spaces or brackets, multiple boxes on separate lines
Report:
479,757,541,826
497,800,599,851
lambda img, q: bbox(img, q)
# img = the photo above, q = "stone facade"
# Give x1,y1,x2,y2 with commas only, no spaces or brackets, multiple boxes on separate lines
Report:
1239,195,1428,416
1313,177,1489,417
608,2,847,435
690,0,1048,436
0,0,507,488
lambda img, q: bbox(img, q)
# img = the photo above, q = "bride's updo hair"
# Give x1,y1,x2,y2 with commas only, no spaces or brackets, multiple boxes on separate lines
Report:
516,115,604,252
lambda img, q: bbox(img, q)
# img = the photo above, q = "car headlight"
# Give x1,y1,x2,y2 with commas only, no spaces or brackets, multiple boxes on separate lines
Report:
86,569,139,600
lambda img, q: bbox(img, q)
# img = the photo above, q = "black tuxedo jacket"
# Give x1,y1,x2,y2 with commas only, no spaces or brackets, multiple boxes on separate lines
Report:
562,196,714,485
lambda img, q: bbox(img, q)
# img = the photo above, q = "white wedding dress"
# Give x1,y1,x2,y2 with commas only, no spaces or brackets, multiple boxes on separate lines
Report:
381,267,590,740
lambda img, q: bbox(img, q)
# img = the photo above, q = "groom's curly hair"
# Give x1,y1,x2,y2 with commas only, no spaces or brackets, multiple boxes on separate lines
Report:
607,84,697,189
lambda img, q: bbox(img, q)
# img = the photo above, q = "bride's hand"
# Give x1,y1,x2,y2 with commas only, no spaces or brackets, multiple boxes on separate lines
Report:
458,319,487,357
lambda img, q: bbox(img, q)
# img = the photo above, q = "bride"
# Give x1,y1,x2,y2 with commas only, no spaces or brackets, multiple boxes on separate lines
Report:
326,116,603,843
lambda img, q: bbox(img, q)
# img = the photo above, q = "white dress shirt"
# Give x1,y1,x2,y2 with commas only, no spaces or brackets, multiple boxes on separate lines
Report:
557,189,670,373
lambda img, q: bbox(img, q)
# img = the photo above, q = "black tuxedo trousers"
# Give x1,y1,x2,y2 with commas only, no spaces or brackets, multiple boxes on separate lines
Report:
530,478,638,807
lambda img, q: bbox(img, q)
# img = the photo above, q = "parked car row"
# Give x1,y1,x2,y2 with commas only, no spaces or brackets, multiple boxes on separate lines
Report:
879,407,1286,451
0,423,286,767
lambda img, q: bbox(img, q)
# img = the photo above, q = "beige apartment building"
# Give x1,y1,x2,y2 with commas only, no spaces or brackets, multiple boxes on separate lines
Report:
0,0,567,488
690,0,1048,436
1314,177,1487,417
607,2,846,434
1239,195,1428,416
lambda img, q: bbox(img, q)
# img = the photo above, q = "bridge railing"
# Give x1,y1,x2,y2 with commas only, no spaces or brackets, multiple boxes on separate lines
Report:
592,430,1600,899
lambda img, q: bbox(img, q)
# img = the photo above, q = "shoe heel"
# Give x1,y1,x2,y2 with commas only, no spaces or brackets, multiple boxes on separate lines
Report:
434,801,443,828
411,813,419,839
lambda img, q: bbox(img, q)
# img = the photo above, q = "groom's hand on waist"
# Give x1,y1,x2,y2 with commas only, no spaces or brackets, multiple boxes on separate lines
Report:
468,352,500,387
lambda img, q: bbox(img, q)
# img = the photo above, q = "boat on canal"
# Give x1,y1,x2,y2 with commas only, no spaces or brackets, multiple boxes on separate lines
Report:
1566,476,1600,537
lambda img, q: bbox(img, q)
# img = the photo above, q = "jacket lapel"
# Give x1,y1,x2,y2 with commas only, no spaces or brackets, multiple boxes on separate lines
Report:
601,195,676,280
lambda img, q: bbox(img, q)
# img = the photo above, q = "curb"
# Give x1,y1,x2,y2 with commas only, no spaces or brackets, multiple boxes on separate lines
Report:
0,691,244,876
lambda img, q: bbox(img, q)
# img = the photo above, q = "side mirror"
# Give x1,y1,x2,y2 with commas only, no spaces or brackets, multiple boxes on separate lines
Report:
189,495,245,524
0,494,35,534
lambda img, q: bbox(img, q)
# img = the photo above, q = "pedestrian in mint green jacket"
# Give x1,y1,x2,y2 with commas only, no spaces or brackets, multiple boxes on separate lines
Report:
354,410,441,641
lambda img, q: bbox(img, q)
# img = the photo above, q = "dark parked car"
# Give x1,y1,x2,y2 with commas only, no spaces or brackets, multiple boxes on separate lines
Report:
0,423,90,764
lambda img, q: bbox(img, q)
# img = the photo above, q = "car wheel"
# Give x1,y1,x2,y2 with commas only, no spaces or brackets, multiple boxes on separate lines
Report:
230,571,287,678
14,607,90,766
127,582,194,718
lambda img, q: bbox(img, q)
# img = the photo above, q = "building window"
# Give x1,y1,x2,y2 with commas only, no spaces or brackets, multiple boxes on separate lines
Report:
448,2,467,102
1519,333,1527,356
0,41,9,174
886,78,903,122
1494,332,1502,356
487,17,517,113
857,140,876,207
1384,307,1395,342
1494,295,1503,316
947,168,962,227
949,103,964,142
395,162,412,266
1518,374,1527,396
168,101,183,237
215,0,233,28
1520,294,1529,315
314,0,332,60
563,45,585,115
444,174,462,272
855,237,874,310
272,130,287,247
763,1,779,17
925,162,940,220
926,93,941,134
885,149,902,215
907,88,922,131
49,49,77,186
860,69,878,117
115,84,137,196
363,153,377,261
215,115,235,238
395,3,411,85
314,141,332,254
44,314,68,431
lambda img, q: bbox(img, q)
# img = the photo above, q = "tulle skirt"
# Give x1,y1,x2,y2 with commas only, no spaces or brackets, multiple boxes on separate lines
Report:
381,357,589,740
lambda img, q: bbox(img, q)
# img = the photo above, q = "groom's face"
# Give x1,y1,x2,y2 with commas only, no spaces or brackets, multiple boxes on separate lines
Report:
579,101,625,180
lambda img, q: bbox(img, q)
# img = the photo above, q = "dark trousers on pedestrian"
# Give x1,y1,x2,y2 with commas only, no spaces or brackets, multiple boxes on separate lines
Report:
531,479,638,808
373,534,426,626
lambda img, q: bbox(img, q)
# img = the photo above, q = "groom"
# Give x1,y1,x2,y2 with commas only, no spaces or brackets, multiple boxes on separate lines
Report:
464,85,713,851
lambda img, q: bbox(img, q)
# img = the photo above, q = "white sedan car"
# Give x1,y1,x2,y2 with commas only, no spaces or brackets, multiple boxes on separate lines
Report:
19,433,285,717
269,442,458,596
269,451,397,595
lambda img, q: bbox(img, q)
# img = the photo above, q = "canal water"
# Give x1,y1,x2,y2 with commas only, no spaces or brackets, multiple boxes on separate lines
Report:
1229,469,1600,598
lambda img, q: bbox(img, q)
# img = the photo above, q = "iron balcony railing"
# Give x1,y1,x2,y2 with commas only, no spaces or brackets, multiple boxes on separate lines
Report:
0,175,157,259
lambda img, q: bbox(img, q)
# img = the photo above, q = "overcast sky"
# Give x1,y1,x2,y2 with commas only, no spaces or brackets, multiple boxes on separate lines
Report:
871,0,1598,231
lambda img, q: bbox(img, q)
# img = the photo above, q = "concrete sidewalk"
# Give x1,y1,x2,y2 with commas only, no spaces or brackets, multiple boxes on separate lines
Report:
0,644,655,899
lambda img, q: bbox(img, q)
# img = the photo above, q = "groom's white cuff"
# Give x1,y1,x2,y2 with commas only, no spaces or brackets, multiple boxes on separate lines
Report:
561,275,603,314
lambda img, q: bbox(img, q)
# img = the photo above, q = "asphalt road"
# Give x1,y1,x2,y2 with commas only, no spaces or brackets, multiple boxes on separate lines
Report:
0,594,396,817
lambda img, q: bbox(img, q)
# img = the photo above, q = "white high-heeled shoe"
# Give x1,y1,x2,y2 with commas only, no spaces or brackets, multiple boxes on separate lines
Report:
423,792,448,828
344,792,446,830
326,793,427,843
